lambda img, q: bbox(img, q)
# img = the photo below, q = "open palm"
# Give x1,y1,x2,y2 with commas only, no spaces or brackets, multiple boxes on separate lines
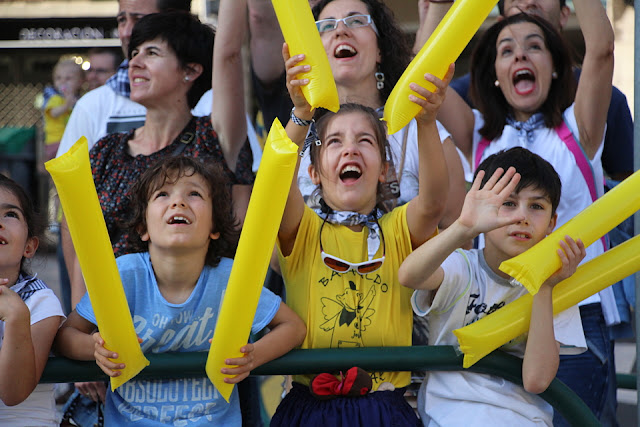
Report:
458,167,524,235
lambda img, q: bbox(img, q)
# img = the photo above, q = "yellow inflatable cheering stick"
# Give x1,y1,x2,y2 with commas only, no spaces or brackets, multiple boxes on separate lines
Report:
454,233,640,368
206,118,298,402
384,0,498,134
45,138,149,390
500,169,640,295
272,0,339,112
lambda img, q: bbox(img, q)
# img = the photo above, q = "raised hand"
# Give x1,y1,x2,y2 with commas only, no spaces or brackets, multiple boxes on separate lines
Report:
458,167,523,235
282,43,312,118
410,63,455,125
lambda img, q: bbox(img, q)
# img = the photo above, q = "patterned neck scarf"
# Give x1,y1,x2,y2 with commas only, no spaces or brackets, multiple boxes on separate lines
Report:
506,113,545,144
13,274,46,302
315,199,383,260
105,59,131,98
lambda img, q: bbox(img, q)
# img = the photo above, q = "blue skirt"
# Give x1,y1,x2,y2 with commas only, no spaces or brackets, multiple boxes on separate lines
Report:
270,382,421,427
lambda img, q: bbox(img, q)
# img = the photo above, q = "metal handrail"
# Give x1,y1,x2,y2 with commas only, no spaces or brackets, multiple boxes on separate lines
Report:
41,346,600,426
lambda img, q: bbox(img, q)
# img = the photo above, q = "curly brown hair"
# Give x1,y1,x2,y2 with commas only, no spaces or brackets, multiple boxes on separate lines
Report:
124,156,238,266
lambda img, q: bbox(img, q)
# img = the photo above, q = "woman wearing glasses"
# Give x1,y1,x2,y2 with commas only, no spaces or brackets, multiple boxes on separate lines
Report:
250,0,465,225
303,0,465,222
269,32,454,424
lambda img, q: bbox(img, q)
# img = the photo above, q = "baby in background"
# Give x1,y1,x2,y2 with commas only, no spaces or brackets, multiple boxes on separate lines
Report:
43,58,84,161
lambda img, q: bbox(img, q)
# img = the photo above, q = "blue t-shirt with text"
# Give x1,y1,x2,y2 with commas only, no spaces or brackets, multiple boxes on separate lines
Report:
76,252,281,426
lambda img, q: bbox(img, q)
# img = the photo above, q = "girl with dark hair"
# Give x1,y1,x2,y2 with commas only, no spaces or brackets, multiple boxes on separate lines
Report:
269,38,453,425
0,174,65,425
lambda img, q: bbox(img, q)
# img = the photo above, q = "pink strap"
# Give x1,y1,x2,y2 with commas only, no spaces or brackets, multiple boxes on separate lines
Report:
555,122,607,251
555,122,598,202
475,138,491,170
476,124,597,201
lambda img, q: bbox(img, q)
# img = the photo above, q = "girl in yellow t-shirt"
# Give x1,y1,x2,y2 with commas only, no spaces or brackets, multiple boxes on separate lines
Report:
271,40,455,426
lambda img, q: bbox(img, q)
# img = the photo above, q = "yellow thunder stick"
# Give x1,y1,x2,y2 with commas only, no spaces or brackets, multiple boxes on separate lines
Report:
500,169,640,295
45,138,149,390
206,118,298,402
272,0,339,112
384,0,498,134
454,234,640,368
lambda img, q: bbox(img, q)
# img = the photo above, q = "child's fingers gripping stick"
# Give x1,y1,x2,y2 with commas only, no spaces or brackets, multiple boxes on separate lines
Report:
220,343,255,384
552,236,586,285
92,332,125,377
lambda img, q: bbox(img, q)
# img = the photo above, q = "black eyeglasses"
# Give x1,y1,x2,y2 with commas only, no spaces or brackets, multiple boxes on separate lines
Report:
315,14,379,35
319,212,386,274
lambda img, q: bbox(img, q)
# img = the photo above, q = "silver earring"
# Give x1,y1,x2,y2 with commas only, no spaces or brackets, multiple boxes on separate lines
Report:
552,71,558,79
184,76,190,82
494,80,500,87
375,71,385,90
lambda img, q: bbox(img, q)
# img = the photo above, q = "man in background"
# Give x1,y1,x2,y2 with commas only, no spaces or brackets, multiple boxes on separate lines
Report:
85,47,121,91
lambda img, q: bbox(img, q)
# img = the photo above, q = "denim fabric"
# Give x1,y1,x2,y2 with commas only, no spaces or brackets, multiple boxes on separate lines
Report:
605,179,635,340
553,304,618,427
61,389,103,427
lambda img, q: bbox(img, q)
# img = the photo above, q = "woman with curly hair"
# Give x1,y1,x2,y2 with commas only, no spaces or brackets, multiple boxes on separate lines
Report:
250,0,465,224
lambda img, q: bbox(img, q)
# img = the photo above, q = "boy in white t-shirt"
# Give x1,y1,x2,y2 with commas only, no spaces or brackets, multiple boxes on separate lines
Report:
399,147,587,426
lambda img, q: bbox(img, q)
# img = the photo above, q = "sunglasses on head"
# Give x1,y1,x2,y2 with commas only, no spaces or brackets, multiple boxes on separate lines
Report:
319,212,386,274
315,14,379,35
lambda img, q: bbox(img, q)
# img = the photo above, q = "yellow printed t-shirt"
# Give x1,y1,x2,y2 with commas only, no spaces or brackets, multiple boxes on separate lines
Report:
278,203,416,390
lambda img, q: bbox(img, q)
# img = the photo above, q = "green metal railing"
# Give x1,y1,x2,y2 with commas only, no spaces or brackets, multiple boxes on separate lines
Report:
41,346,602,426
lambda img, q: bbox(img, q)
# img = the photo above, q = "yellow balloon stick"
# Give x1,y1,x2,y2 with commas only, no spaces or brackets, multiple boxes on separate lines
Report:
454,234,640,368
384,0,498,134
45,138,149,390
272,0,340,112
206,118,298,402
500,169,640,295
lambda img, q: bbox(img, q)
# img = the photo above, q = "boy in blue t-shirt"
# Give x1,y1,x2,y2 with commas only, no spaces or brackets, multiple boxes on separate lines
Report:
54,156,305,426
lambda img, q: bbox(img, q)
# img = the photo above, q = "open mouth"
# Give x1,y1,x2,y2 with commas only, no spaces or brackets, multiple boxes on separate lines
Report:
510,232,531,240
0,239,6,245
168,215,191,225
340,165,362,183
512,69,536,95
334,44,357,59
